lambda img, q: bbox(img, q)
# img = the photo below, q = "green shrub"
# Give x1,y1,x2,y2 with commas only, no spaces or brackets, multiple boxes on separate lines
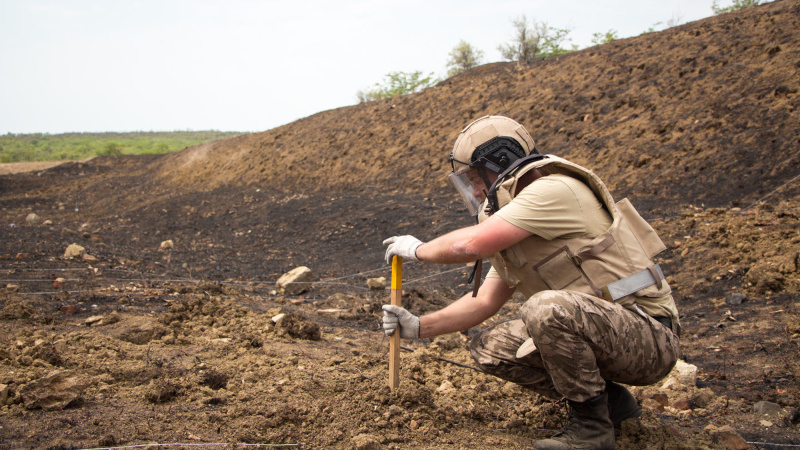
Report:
357,71,438,103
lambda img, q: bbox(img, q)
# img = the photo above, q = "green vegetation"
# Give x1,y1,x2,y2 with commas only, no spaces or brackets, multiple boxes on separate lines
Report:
0,130,244,163
356,71,439,103
712,0,762,14
591,29,619,46
498,15,574,62
446,41,484,78
357,4,762,102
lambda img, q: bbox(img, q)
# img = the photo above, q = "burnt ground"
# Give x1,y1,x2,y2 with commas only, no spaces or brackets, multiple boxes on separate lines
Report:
1,1,800,449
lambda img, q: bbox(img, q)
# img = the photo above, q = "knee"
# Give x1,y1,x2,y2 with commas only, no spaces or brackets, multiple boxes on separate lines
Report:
467,320,526,371
468,329,494,368
519,290,577,335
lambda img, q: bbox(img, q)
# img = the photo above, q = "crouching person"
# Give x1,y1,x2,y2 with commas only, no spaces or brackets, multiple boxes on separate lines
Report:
382,116,680,449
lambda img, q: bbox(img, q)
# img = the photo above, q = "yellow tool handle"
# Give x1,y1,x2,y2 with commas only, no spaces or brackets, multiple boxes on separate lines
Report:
389,255,402,390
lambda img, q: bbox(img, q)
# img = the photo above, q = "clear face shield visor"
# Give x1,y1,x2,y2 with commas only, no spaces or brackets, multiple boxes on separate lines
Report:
448,157,485,217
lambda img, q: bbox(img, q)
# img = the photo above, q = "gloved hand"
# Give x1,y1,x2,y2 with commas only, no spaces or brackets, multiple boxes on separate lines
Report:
382,305,420,339
383,235,423,264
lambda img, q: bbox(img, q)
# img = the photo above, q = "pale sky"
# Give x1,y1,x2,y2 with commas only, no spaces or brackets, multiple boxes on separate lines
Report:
1,0,723,134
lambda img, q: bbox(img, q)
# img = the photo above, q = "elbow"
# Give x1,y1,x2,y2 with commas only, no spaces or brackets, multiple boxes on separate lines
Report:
450,240,483,261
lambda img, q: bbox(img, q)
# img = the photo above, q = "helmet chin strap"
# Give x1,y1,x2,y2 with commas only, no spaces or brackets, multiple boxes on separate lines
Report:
484,153,548,215
475,165,501,214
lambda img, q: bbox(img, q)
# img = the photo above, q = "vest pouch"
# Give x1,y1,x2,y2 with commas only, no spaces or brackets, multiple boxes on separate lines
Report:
616,198,666,258
533,246,584,290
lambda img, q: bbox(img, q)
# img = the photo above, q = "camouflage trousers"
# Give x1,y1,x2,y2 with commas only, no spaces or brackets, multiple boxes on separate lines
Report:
469,290,679,402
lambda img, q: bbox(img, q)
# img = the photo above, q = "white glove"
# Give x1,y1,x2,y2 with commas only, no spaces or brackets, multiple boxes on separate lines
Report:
383,235,423,264
382,305,420,339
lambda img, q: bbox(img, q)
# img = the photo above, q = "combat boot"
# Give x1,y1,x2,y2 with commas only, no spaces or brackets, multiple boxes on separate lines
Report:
605,380,642,429
533,393,614,450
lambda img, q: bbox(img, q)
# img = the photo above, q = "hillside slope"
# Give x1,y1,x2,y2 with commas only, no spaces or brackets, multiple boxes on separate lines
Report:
152,0,800,213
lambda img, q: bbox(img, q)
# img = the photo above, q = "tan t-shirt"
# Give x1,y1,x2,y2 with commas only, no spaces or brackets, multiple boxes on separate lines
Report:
486,173,612,279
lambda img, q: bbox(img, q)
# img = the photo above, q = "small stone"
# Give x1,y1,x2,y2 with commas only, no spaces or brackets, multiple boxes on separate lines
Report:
674,360,698,386
64,243,86,259
19,370,87,410
725,293,747,305
753,400,782,416
271,313,286,324
25,213,41,225
160,240,174,250
706,425,750,450
437,380,456,393
673,398,692,410
647,393,669,407
276,266,313,296
691,388,715,408
642,398,665,412
661,377,681,391
366,277,387,290
85,315,103,326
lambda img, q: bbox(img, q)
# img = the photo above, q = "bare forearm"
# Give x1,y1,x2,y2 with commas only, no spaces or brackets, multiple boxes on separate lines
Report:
415,227,482,265
414,215,533,265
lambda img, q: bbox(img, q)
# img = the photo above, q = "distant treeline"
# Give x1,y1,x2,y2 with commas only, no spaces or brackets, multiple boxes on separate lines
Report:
0,130,245,163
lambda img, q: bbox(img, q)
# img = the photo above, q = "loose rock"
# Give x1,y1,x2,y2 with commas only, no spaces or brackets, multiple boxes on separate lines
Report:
725,293,747,305
753,400,782,416
63,243,86,259
25,213,41,225
367,277,387,290
19,370,87,410
276,266,314,295
705,424,750,450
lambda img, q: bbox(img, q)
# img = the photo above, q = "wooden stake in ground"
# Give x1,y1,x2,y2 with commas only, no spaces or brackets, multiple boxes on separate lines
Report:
389,255,403,390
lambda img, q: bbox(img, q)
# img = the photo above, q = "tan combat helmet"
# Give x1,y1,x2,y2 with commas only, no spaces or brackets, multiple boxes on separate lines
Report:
450,115,536,175
448,116,537,216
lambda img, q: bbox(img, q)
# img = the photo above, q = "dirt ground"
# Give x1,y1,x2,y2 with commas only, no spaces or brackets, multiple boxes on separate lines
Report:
1,1,800,449
0,162,67,176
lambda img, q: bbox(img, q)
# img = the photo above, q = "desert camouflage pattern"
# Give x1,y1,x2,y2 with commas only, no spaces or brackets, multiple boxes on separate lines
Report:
470,290,679,402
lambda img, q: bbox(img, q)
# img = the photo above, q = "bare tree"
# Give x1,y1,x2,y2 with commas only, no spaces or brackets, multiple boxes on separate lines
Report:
498,15,572,62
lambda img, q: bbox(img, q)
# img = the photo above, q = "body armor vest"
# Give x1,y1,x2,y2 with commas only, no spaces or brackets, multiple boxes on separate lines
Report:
478,155,680,329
